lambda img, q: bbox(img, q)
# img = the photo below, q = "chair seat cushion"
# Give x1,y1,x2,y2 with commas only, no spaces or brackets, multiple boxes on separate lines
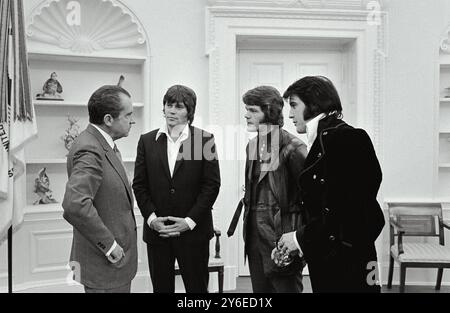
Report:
391,243,450,263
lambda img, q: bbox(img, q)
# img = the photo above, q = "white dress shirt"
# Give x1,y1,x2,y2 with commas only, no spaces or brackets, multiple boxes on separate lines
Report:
292,113,326,255
147,123,196,230
91,124,118,257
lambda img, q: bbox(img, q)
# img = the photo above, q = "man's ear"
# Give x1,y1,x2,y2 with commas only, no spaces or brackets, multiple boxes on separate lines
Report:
103,114,113,127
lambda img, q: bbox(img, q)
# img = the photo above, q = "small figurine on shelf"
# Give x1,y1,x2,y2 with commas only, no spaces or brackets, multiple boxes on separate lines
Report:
33,168,58,205
61,115,80,151
117,75,125,87
36,72,64,100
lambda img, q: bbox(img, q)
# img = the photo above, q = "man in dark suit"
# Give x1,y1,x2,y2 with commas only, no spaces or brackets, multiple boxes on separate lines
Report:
133,85,220,293
277,76,385,293
62,85,137,293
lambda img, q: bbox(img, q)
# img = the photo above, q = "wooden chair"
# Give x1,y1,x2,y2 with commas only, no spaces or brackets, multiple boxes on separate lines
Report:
387,202,450,293
175,228,224,293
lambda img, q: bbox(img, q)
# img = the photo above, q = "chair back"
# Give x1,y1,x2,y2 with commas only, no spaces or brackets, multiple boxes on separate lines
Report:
387,202,444,244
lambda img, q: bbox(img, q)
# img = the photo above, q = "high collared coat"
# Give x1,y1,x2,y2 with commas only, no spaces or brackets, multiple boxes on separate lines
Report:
296,115,385,292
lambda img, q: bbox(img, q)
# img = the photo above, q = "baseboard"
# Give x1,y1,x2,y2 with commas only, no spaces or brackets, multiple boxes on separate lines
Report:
0,267,240,293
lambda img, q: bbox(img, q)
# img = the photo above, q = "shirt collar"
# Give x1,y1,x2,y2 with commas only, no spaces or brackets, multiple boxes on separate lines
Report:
305,113,326,151
91,123,115,149
156,123,190,143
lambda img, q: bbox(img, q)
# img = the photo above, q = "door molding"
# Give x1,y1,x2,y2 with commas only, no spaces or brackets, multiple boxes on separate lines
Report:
206,3,387,285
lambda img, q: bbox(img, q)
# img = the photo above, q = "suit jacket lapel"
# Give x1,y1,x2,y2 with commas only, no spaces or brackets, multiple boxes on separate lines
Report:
173,126,192,178
105,150,133,205
156,134,171,180
86,125,133,206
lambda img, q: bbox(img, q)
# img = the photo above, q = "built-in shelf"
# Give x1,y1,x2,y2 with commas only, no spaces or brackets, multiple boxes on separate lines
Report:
34,100,144,108
441,98,450,103
27,157,136,164
439,163,450,168
28,50,147,65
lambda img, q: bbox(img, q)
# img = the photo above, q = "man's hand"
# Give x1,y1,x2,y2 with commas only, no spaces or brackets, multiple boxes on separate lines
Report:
107,244,125,264
150,216,169,232
277,231,300,255
158,216,190,238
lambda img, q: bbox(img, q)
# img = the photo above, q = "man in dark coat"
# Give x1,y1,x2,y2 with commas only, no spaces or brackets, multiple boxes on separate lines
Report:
132,85,220,293
277,76,385,293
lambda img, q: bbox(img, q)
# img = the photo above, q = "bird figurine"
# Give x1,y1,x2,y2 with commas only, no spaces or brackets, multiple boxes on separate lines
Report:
117,75,125,87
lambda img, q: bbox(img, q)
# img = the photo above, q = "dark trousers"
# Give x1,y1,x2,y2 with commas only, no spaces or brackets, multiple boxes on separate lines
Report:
307,248,381,293
247,211,303,293
147,239,209,293
84,283,131,293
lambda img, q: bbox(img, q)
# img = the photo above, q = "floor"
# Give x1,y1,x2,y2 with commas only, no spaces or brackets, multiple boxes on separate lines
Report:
10,276,450,293
227,276,450,293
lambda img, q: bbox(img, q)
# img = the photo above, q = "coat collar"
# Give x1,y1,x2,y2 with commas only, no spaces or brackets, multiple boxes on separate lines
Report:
246,128,289,185
86,124,112,153
86,124,133,206
300,114,347,176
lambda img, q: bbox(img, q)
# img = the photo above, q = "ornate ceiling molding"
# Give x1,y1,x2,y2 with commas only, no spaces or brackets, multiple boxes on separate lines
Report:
27,0,146,54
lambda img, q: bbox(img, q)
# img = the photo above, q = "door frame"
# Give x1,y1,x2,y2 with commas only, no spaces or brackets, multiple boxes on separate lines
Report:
205,4,387,290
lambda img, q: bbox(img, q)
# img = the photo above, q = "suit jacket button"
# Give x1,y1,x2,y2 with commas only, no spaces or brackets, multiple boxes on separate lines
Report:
324,207,330,213
320,179,325,184
313,174,317,180
170,188,176,194
317,153,322,158
329,235,336,241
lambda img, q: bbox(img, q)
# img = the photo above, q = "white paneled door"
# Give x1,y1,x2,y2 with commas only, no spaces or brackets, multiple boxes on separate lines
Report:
237,48,348,276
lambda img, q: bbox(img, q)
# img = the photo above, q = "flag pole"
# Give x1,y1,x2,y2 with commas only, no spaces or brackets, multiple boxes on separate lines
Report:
8,225,12,293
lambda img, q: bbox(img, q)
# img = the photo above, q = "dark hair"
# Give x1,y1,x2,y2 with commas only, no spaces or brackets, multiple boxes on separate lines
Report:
88,85,131,125
243,86,284,127
163,85,197,125
283,76,342,121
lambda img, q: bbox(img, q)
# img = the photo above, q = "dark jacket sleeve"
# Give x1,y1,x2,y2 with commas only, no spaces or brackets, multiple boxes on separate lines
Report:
62,145,115,255
186,134,221,224
132,135,157,220
296,129,384,254
331,129,384,244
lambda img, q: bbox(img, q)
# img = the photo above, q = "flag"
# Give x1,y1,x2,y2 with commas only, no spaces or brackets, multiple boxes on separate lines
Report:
0,0,38,244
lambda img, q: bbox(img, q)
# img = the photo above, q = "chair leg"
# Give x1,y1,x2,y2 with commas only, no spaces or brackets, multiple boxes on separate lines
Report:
399,265,406,293
387,256,394,289
436,268,443,291
218,267,224,293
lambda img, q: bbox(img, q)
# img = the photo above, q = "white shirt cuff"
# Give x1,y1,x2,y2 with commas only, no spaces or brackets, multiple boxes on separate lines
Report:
147,212,157,228
105,241,117,257
185,217,196,230
292,232,303,257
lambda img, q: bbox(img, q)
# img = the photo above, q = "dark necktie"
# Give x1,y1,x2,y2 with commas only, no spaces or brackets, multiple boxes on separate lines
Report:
113,144,125,169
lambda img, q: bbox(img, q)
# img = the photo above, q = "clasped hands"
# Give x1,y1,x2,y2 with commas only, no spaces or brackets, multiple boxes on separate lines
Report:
150,216,190,238
271,231,301,267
